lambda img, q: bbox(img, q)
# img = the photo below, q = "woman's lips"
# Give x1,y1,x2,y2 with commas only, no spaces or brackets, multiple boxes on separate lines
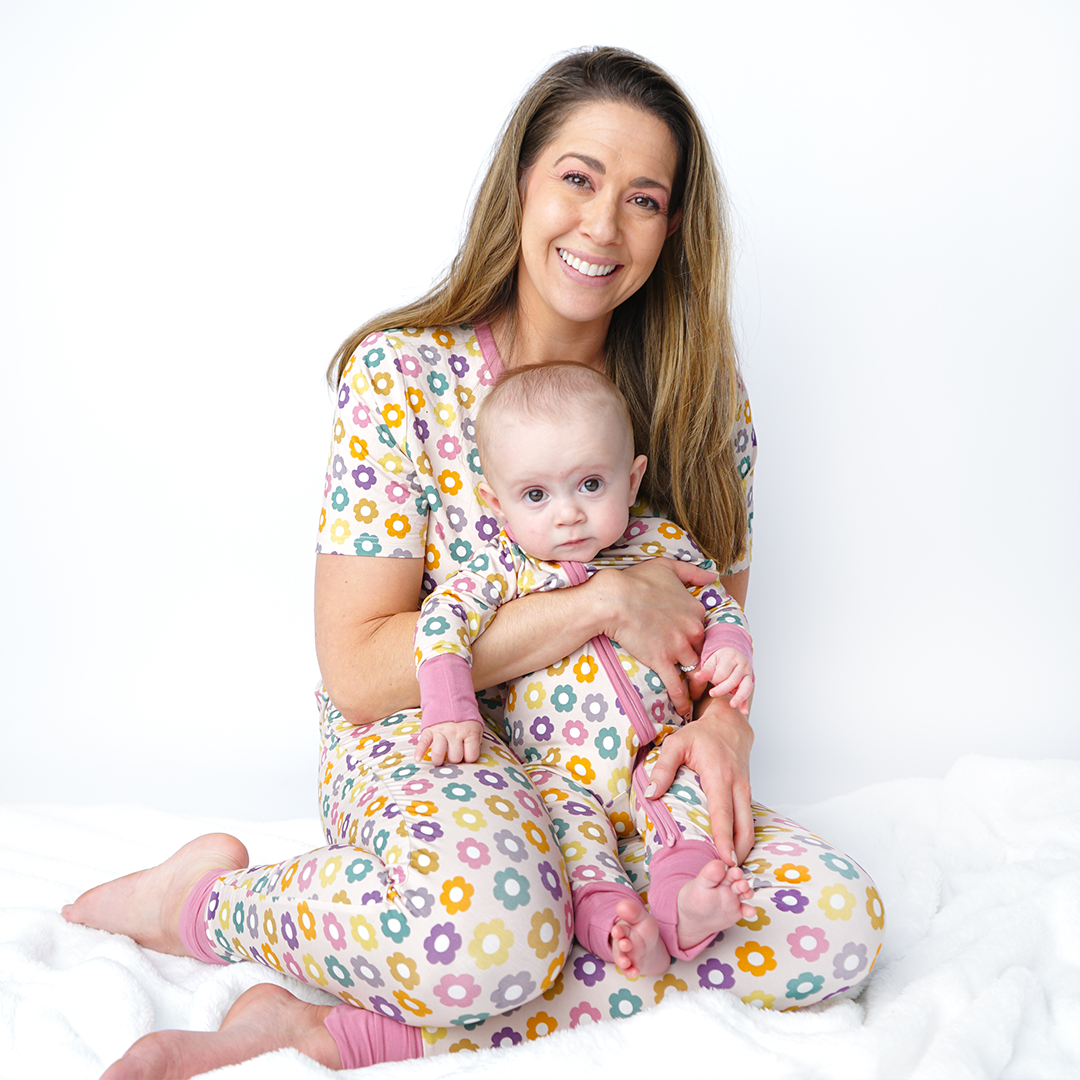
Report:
557,248,621,281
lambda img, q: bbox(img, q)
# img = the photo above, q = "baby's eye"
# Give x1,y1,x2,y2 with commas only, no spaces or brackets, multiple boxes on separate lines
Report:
524,488,547,504
580,477,603,493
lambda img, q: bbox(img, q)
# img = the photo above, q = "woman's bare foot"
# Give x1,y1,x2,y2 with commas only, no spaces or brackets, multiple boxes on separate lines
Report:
62,834,249,957
610,899,670,978
99,983,342,1079
675,859,755,952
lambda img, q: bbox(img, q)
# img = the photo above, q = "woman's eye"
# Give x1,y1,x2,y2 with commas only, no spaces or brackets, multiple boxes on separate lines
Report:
581,477,603,493
524,489,546,503
632,194,661,211
563,172,590,189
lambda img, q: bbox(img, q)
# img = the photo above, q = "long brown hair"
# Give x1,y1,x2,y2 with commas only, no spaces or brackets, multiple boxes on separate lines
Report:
327,47,747,567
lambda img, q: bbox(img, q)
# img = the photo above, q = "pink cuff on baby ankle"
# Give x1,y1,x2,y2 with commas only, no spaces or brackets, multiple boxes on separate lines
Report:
324,1004,423,1069
574,881,644,963
178,868,231,966
647,840,722,961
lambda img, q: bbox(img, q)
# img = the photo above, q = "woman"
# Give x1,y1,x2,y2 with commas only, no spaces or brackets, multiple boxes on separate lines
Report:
65,47,884,1077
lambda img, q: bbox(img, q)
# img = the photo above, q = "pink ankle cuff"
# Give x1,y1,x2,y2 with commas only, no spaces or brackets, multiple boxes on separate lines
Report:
178,868,231,966
324,1004,423,1068
648,840,721,961
574,881,644,963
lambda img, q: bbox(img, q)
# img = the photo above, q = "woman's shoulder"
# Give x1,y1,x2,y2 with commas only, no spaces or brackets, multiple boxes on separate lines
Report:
344,324,480,365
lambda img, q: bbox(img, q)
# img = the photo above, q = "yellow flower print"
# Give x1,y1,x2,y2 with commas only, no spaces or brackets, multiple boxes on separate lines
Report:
382,403,405,428
619,653,640,677
329,518,351,545
866,886,885,930
506,684,517,713
653,973,687,1002
737,906,771,932
561,840,587,862
743,857,772,875
567,756,596,785
342,356,355,378
218,900,231,929
486,572,508,598
577,820,608,844
547,656,571,676
353,498,378,525
542,969,564,1001
607,767,631,799
744,399,752,424
400,327,422,338
525,1011,558,1040
349,369,367,393
393,990,432,1018
485,795,519,820
449,1038,479,1053
438,469,463,495
371,372,393,396
348,435,368,460
524,682,546,710
331,890,351,904
452,806,487,832
687,806,712,833
421,1028,446,1047
261,944,283,971
464,333,481,357
641,542,664,557
609,811,634,838
455,385,475,408
541,787,568,808
432,328,455,349
417,451,433,477
318,856,342,888
657,522,683,540
262,909,278,944
541,747,562,766
318,507,326,533
409,848,439,875
424,546,441,572
386,514,411,539
297,902,317,941
387,952,420,989
406,386,426,412
303,954,329,986
818,883,857,921
377,453,404,475
350,914,379,950
774,863,812,884
741,990,775,1009
468,918,514,969
338,991,364,1010
333,418,345,444
440,876,474,914
434,402,456,427
735,941,777,977
573,655,599,683
406,799,437,817
527,908,562,959
522,821,551,853
541,954,565,991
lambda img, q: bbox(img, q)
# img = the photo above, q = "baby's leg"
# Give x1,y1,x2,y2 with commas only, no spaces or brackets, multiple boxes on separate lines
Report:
634,755,755,960
528,764,669,977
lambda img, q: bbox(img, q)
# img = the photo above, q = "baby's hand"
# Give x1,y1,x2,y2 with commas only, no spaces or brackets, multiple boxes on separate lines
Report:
415,720,484,766
697,647,754,715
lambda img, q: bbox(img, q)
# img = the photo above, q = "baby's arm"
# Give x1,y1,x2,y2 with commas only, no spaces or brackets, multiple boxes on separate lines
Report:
689,581,754,714
697,646,754,714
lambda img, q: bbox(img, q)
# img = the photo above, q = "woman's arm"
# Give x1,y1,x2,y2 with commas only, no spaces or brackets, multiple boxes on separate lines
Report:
315,552,719,725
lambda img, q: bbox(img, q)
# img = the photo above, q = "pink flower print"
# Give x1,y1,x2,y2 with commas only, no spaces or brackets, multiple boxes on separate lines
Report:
283,952,306,982
436,434,461,460
650,700,667,723
351,402,371,428
400,354,421,378
433,972,481,1008
514,789,543,817
571,864,605,884
764,841,808,858
323,473,332,497
322,912,347,951
562,718,588,746
385,481,409,505
623,520,649,541
401,777,433,797
297,858,318,892
787,925,829,961
478,360,497,386
570,1002,603,1027
457,838,491,869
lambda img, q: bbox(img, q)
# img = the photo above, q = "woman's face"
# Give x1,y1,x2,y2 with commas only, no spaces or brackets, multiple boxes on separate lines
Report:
516,101,681,340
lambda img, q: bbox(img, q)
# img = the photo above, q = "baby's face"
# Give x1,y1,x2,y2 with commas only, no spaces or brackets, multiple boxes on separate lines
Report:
480,408,646,562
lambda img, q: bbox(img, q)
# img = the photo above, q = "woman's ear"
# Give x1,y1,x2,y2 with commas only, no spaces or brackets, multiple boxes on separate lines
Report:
628,455,648,504
478,481,505,520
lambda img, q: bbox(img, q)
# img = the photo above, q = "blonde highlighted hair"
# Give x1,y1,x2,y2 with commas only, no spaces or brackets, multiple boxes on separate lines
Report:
328,47,746,566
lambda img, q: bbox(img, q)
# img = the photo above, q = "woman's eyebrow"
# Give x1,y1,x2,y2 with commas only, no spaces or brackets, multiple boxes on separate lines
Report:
552,153,669,194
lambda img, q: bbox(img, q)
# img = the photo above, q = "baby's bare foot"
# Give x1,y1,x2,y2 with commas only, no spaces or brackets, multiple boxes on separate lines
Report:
610,899,670,978
99,983,341,1079
676,859,756,952
62,834,249,957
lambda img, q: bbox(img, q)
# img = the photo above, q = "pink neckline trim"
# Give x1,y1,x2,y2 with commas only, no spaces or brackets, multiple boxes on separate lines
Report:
474,321,506,380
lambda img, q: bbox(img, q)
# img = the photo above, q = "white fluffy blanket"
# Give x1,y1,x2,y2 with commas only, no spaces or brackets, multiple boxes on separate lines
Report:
3,756,1077,1080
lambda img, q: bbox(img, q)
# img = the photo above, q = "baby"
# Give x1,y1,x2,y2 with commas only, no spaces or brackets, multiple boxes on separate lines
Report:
413,363,756,978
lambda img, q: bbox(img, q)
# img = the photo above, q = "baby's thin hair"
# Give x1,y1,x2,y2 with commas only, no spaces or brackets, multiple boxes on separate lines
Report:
476,363,634,461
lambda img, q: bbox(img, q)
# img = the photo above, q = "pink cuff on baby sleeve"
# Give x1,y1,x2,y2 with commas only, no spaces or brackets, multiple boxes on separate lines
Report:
700,623,753,665
417,654,482,729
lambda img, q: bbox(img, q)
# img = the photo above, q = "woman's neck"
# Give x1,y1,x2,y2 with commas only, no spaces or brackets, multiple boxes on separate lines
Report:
489,304,609,372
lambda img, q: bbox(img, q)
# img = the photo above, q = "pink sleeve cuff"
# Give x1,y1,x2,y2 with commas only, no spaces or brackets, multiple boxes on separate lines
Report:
418,654,482,729
700,623,753,665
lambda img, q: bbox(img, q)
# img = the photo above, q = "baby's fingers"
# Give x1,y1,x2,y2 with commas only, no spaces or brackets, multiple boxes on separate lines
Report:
728,675,755,715
414,730,433,763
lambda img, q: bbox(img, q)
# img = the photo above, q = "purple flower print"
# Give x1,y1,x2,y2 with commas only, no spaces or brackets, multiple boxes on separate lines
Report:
771,888,810,914
351,463,376,490
537,861,564,900
246,905,259,940
489,970,537,1009
411,820,443,842
331,455,347,479
445,504,466,533
418,344,439,365
423,922,462,965
493,829,529,863
402,887,435,918
490,1027,522,1048
573,953,606,987
280,911,299,951
448,352,469,377
832,942,868,980
337,385,350,409
530,715,554,741
563,801,594,817
368,997,405,1022
697,958,735,990
476,515,500,541
413,417,429,441
582,694,608,722
476,769,507,790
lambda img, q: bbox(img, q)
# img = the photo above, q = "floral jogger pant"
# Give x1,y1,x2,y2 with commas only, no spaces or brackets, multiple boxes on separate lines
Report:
193,701,886,1056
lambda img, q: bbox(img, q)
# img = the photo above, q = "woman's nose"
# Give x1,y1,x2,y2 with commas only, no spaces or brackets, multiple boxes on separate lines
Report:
580,192,620,246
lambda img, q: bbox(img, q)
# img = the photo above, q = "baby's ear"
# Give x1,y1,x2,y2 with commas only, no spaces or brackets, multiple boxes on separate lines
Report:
478,481,505,520
628,455,648,504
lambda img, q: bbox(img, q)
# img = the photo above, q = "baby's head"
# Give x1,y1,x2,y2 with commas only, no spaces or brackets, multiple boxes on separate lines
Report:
476,363,647,562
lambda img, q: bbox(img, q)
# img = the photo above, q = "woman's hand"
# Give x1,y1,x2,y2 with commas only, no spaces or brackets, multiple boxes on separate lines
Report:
644,694,755,866
590,559,716,719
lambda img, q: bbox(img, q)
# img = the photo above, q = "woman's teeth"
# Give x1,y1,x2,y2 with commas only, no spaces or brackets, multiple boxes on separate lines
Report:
559,249,617,277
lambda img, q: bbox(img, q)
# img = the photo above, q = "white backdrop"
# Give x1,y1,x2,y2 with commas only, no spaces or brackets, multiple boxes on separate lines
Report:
2,0,1077,820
